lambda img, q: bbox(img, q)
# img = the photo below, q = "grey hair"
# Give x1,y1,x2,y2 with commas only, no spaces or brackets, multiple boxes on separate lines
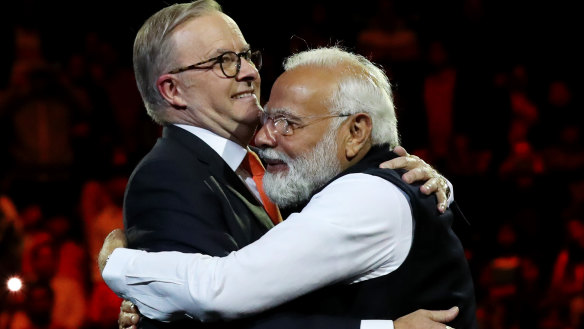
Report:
133,0,222,124
283,46,399,148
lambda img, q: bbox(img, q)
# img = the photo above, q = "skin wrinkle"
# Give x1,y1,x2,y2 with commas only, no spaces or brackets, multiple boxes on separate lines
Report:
255,63,369,208
161,12,261,146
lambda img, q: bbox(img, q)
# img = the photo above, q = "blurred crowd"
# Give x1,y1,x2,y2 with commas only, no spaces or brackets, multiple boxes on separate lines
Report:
0,1,583,328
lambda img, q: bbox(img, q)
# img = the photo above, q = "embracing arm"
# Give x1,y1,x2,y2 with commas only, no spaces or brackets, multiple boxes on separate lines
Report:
103,160,395,328
104,154,456,328
103,174,409,321
380,146,453,212
114,296,459,329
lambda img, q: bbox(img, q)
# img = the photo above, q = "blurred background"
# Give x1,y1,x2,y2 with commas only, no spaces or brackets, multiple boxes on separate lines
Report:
0,0,583,328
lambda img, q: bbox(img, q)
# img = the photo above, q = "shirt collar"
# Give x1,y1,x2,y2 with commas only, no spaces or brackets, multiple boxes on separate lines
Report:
174,124,247,172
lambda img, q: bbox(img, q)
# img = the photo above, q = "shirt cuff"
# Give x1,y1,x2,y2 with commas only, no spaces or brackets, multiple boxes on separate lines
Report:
101,248,144,299
361,320,394,329
446,179,454,205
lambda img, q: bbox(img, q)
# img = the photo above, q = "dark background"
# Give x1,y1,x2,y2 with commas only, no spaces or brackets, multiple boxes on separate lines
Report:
2,0,582,95
1,1,583,328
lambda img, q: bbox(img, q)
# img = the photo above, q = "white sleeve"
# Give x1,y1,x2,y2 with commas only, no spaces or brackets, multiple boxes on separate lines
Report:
102,173,412,322
361,320,395,329
446,179,454,205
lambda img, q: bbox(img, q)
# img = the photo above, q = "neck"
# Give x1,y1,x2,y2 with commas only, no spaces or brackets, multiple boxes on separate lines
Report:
169,111,257,148
341,142,372,172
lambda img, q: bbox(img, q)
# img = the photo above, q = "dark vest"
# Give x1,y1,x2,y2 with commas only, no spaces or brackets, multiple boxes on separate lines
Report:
282,145,478,328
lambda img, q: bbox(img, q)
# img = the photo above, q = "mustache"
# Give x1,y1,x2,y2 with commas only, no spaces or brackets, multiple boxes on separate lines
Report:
257,148,291,163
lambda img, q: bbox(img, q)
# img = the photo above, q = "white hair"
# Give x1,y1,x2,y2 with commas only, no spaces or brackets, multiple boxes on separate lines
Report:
283,46,399,147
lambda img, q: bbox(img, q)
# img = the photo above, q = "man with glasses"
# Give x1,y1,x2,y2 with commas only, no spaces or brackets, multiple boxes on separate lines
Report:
168,49,262,77
101,1,460,328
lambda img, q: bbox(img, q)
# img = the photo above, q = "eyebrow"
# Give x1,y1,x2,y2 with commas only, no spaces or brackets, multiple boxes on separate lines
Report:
263,106,298,119
213,44,251,55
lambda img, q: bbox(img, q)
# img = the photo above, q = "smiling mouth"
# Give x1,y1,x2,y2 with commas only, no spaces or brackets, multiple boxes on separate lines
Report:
232,91,256,99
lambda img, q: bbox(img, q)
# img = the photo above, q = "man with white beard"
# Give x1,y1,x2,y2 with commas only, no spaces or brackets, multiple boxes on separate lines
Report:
101,46,476,329
259,125,341,208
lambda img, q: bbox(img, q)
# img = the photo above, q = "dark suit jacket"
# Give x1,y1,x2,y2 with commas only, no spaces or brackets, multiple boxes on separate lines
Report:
124,124,360,329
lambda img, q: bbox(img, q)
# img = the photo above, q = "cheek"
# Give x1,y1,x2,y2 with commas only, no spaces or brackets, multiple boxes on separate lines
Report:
279,137,317,159
254,77,261,93
335,134,345,155
202,81,233,107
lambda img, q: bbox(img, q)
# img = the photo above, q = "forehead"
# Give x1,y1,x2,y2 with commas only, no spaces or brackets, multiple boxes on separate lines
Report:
266,66,338,117
172,12,247,61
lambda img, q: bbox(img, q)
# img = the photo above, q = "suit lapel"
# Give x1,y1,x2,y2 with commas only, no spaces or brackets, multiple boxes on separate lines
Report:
162,125,275,231
202,176,274,230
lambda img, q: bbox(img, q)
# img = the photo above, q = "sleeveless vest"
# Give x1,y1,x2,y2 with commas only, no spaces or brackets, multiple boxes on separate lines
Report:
282,145,478,328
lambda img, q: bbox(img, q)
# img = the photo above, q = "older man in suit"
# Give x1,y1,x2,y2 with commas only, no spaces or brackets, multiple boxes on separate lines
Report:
100,1,458,328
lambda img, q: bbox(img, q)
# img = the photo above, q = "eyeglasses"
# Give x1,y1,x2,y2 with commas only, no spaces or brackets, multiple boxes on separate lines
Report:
260,111,351,136
168,49,262,78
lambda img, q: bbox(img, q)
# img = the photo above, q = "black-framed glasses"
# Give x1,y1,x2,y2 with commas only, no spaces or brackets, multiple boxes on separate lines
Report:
168,49,262,78
260,111,351,136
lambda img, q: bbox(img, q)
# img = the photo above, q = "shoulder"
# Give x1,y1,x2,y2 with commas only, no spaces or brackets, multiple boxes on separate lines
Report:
131,132,216,178
303,173,411,226
316,173,405,203
126,143,214,197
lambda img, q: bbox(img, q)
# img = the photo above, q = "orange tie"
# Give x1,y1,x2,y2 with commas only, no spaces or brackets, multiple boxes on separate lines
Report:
241,150,283,225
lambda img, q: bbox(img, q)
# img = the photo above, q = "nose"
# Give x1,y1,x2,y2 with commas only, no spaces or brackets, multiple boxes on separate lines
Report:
254,119,277,148
236,57,260,83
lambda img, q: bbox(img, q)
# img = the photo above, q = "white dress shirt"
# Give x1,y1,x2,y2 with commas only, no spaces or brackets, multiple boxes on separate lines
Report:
104,163,416,328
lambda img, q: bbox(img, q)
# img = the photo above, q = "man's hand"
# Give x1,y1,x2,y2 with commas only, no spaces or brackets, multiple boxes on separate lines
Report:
394,306,459,329
118,300,140,329
98,228,127,273
380,146,451,213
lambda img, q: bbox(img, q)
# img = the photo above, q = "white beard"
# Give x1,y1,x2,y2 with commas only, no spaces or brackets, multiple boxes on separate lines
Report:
259,128,342,208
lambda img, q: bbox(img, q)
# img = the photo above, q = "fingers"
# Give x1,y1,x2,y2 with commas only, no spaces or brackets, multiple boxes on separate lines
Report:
118,313,138,329
427,176,450,213
427,306,459,323
118,311,139,329
98,228,128,273
103,228,127,250
419,177,448,213
437,198,448,213
121,300,137,313
382,161,449,213
379,148,450,213
420,177,439,194
379,154,421,170
119,300,139,329
401,166,434,184
379,146,414,169
379,156,405,169
392,145,408,157
108,228,127,245
394,307,458,329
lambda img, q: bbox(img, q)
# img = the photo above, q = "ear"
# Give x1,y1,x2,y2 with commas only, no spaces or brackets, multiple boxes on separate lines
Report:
345,113,372,159
157,73,188,110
